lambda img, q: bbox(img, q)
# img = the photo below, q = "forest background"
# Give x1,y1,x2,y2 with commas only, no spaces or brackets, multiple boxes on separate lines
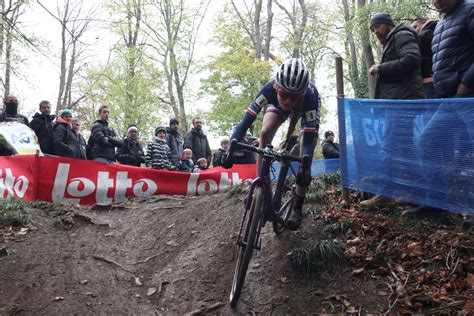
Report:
0,0,438,148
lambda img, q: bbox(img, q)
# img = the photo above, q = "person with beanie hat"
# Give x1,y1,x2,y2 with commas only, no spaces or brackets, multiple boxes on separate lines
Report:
146,126,175,170
116,125,146,167
53,109,81,158
166,117,183,166
0,95,29,126
361,12,424,206
322,130,340,159
370,12,395,31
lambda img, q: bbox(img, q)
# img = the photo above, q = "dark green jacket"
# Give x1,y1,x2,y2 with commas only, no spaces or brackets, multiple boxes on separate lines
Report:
375,24,425,100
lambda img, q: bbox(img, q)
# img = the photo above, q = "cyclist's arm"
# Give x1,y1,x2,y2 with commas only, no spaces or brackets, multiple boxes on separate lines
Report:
230,87,270,142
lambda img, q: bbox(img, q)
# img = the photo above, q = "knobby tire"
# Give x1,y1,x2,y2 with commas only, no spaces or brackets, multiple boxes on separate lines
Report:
229,187,263,307
273,161,294,234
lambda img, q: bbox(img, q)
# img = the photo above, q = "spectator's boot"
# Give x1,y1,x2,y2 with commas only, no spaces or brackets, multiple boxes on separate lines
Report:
286,195,305,230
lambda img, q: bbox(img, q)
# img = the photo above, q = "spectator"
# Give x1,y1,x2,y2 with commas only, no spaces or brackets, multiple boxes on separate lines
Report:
406,0,474,214
71,117,87,160
166,118,183,167
194,157,208,172
89,105,124,164
0,95,29,126
184,116,212,165
116,125,146,167
322,130,340,159
30,100,55,155
233,133,257,165
411,17,438,99
362,12,425,206
176,148,196,172
213,137,230,167
146,126,175,170
53,109,81,159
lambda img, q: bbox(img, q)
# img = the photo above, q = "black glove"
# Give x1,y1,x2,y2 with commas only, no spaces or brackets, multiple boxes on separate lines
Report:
296,169,312,187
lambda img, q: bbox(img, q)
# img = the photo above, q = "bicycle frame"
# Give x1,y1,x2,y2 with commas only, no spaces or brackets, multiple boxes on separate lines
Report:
236,145,302,251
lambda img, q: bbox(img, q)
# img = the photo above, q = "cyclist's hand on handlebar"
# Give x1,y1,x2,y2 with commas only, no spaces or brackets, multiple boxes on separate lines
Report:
252,138,260,147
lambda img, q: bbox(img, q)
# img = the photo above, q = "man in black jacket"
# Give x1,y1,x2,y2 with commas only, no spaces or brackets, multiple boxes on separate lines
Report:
0,95,29,126
322,130,340,159
184,116,212,165
116,125,145,167
89,106,123,163
30,100,55,155
166,118,183,166
362,12,425,206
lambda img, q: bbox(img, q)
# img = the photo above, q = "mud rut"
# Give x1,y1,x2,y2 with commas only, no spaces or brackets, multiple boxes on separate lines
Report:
0,194,388,315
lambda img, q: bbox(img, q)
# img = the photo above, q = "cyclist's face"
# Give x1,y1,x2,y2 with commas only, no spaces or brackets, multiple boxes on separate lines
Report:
276,86,304,111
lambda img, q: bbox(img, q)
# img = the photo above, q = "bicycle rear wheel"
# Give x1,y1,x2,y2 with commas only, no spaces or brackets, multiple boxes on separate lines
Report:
273,193,295,234
229,186,263,307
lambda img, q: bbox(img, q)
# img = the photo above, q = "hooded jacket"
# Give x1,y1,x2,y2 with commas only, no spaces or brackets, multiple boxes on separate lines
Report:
417,19,437,79
53,118,81,158
183,128,212,164
166,127,183,166
375,24,425,99
89,119,124,161
432,0,474,98
30,112,56,154
146,138,174,170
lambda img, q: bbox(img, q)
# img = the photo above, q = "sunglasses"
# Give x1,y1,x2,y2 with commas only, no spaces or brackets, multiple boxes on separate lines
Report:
276,86,305,100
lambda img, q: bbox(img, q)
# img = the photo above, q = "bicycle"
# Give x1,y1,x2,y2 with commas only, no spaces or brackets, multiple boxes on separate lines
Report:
223,138,310,307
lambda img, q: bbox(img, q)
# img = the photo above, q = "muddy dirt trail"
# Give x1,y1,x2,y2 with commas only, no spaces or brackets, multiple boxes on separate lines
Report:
0,191,390,315
1,189,472,315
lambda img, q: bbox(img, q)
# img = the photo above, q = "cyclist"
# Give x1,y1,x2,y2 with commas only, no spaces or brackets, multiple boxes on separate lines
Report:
226,58,320,230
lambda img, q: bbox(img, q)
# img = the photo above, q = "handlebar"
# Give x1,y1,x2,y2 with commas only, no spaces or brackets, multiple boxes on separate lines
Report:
223,139,310,169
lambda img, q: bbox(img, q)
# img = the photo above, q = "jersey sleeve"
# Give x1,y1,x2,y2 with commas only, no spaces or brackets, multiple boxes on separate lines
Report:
300,85,321,157
230,82,272,141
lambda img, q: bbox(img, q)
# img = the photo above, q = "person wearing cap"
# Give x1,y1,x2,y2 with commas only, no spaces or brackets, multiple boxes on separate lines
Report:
184,116,212,165
362,12,425,206
322,130,339,159
89,105,124,163
52,109,81,159
146,126,175,170
166,118,183,167
0,95,29,126
116,125,145,167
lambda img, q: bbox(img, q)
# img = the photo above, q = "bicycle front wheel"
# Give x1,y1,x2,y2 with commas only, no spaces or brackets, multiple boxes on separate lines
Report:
229,186,263,307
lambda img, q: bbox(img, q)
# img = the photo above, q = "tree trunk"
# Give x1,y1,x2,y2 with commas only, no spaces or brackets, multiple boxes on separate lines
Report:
263,0,272,61
3,24,12,97
62,41,77,107
254,0,263,60
342,0,359,95
357,0,375,98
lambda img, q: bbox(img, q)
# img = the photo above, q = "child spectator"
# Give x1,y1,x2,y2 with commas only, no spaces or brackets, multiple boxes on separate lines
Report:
194,157,208,172
212,137,230,167
146,126,175,170
176,148,195,172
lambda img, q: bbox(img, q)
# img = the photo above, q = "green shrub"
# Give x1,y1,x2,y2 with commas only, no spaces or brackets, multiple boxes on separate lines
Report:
0,198,30,226
287,240,345,276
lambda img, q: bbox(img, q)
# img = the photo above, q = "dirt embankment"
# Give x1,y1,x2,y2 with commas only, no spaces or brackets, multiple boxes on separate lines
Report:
0,189,472,315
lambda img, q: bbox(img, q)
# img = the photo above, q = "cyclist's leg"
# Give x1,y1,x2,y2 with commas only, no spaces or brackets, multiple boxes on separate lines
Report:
256,111,285,172
287,138,317,230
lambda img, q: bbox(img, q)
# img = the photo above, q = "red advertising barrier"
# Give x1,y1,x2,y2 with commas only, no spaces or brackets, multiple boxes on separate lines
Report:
0,155,256,205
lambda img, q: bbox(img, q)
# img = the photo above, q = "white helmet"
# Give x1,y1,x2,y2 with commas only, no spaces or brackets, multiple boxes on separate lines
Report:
275,58,309,93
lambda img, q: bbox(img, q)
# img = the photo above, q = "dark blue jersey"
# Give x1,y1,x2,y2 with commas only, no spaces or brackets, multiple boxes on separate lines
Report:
231,79,320,156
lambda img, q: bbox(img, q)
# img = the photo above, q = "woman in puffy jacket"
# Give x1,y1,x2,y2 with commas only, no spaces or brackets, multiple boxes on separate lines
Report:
53,109,81,159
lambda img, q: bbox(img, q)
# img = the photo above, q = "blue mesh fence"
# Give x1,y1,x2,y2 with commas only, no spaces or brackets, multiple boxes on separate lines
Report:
270,158,340,181
338,97,474,215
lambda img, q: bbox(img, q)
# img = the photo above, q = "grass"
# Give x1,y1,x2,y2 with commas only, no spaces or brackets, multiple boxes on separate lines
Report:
323,219,355,237
306,172,341,203
0,198,30,226
287,240,345,276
